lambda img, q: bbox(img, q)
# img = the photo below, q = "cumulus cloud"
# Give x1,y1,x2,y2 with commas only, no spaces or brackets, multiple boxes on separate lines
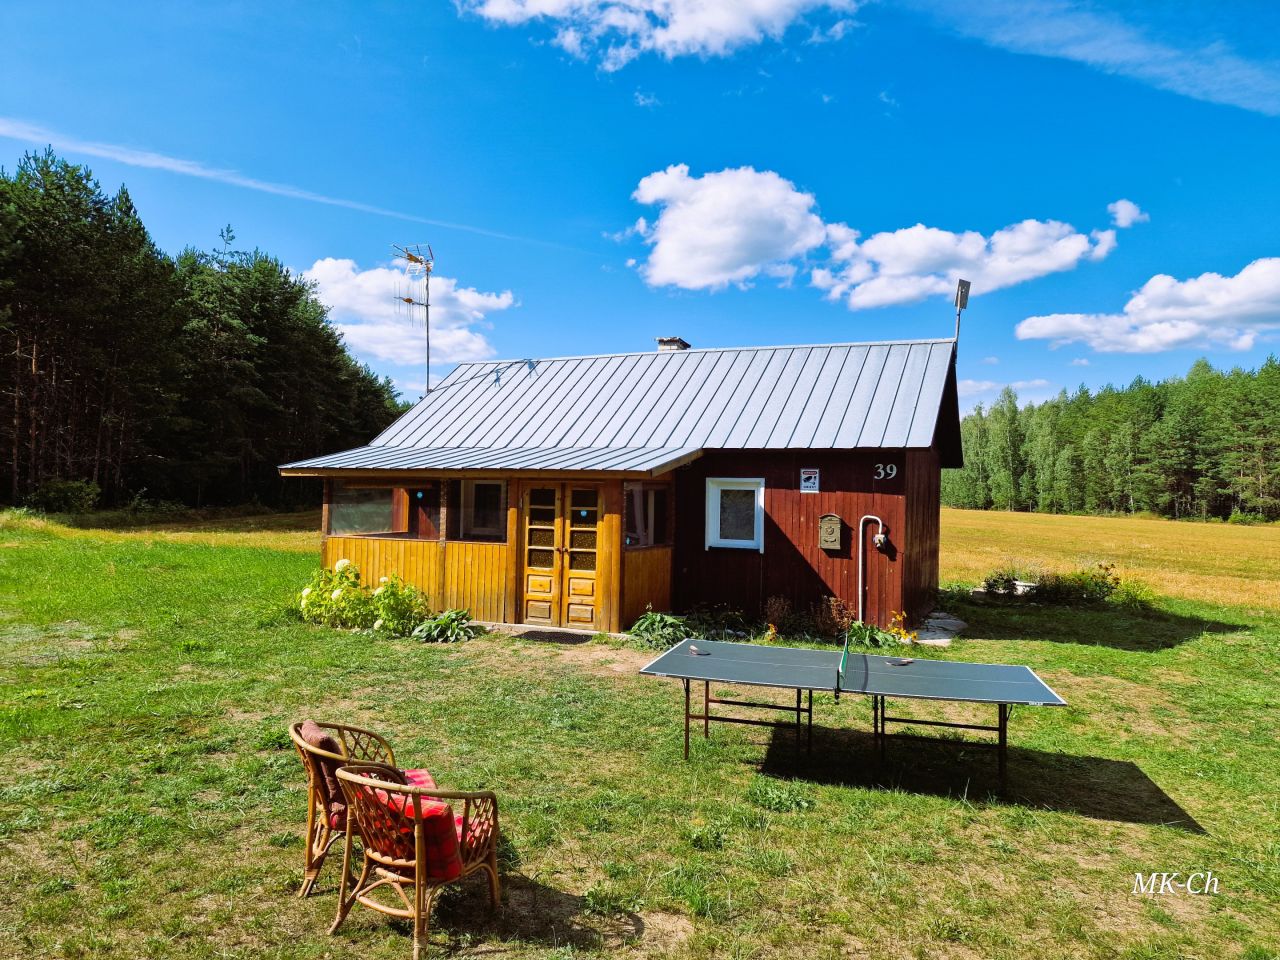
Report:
1016,258,1280,353
1108,198,1149,228
303,258,515,367
1069,357,1090,366
814,218,1118,310
626,163,1145,309
630,164,827,290
457,0,859,70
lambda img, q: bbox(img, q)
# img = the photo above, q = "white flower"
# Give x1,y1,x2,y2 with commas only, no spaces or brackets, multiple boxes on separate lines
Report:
331,588,343,601
373,619,384,630
299,595,309,607
301,587,312,598
373,586,385,596
379,576,389,584
334,558,352,572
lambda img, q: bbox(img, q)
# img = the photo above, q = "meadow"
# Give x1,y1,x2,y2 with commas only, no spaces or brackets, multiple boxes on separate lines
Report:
0,508,1277,959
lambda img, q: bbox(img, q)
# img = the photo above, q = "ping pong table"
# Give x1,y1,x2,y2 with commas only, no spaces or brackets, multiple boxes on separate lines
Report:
640,637,1066,786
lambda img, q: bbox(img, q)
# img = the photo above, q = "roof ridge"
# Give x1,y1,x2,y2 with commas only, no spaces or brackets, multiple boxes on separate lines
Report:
455,337,957,368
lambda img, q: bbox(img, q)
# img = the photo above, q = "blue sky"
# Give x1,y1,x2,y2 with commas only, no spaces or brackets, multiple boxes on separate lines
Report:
4,1,1279,407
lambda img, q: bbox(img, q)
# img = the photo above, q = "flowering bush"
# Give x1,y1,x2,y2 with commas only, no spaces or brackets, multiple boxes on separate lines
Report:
298,562,432,636
299,561,376,629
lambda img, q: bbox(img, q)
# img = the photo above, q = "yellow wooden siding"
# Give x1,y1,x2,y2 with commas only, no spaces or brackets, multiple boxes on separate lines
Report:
620,545,673,628
322,536,507,621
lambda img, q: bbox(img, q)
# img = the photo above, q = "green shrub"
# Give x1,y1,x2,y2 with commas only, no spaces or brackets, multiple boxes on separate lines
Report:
628,608,689,649
843,620,903,649
685,603,751,639
298,560,376,629
1034,562,1120,604
370,575,432,636
411,609,482,643
1111,578,1157,610
25,479,100,513
982,567,1019,594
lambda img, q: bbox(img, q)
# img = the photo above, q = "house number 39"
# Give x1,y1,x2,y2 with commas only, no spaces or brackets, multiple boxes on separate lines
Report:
874,463,898,479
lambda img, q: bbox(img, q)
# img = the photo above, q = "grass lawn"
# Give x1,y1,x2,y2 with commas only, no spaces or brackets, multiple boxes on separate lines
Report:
1,509,1277,959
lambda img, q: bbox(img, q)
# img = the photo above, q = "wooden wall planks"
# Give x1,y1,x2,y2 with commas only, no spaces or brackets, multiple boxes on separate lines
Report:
321,535,508,622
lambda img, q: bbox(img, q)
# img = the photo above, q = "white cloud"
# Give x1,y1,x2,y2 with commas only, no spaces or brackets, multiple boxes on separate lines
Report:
627,164,1135,308
980,355,999,365
958,379,1000,398
0,116,522,242
914,0,1280,116
1069,357,1090,366
633,90,661,107
630,164,827,290
1016,258,1280,353
458,0,860,70
958,377,1049,398
302,258,515,367
816,217,1117,310
1108,198,1149,228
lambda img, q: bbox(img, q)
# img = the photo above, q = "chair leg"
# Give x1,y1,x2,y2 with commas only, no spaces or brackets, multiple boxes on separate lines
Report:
329,836,364,936
485,846,501,907
299,800,328,898
414,884,437,960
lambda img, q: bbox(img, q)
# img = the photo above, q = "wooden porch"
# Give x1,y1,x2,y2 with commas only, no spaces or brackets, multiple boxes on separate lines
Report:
320,476,673,633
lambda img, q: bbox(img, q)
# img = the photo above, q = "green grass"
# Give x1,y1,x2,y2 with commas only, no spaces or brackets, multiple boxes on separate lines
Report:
0,510,1277,959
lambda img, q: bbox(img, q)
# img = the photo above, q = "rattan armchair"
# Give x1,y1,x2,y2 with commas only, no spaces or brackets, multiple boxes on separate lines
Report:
330,763,500,960
289,720,400,897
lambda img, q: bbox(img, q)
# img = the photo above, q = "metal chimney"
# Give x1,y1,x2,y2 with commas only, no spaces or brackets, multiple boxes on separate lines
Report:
656,336,691,352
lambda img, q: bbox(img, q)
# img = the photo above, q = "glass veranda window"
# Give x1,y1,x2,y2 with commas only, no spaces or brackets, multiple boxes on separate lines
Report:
624,484,670,547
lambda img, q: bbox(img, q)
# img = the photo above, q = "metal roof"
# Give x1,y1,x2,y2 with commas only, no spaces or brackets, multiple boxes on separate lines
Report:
280,338,960,475
280,445,701,474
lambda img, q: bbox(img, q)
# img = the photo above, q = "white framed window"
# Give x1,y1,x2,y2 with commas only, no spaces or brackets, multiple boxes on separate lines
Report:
705,478,765,552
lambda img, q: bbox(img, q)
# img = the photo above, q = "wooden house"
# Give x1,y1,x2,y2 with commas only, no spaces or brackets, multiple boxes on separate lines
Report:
279,337,962,632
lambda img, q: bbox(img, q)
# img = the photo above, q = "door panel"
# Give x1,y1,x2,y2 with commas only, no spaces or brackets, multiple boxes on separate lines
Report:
563,486,600,628
520,483,602,628
522,486,560,625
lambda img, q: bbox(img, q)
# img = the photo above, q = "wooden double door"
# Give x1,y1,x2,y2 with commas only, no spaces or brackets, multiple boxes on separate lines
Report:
520,483,603,629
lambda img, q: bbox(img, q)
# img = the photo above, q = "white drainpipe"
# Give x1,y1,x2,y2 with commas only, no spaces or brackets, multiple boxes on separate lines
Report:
858,514,887,623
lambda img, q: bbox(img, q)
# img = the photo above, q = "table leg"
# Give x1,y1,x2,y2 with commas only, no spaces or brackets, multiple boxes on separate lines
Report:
998,703,1008,790
703,681,710,739
878,696,886,762
683,679,690,760
807,689,813,753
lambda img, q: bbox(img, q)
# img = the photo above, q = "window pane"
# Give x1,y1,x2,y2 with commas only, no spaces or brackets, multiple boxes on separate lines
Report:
650,489,669,545
329,483,393,535
527,548,555,568
472,482,502,530
718,489,756,541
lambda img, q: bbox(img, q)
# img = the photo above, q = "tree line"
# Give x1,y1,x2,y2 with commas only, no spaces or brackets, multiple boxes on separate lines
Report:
942,357,1280,521
1,150,404,508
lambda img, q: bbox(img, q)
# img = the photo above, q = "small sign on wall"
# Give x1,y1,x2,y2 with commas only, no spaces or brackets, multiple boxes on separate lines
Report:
800,468,820,493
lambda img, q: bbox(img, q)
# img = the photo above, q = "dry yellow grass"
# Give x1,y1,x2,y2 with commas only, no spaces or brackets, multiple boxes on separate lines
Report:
941,507,1280,611
0,509,323,553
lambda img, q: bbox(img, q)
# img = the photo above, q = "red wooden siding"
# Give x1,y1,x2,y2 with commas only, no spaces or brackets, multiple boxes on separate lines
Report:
902,448,941,622
671,449,937,627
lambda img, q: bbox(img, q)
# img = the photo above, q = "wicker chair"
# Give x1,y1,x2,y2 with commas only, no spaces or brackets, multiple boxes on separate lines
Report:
289,720,402,897
330,763,500,960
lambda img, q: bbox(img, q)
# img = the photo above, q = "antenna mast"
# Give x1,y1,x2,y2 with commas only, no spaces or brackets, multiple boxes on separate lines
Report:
953,278,971,343
393,243,435,397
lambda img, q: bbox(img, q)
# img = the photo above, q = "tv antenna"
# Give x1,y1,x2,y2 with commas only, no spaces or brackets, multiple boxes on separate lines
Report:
393,243,434,396
953,278,971,342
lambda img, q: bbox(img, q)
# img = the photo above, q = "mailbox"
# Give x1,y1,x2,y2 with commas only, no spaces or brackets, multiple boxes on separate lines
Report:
818,513,842,551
